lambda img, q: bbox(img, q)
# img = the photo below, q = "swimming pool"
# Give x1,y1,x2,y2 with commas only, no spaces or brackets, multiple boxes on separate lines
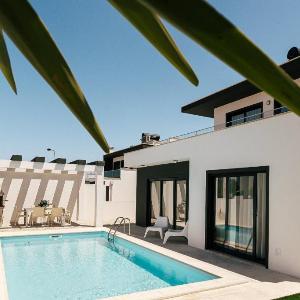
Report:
0,231,217,300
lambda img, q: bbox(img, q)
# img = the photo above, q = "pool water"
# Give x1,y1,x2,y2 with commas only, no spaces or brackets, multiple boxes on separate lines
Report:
1,232,216,300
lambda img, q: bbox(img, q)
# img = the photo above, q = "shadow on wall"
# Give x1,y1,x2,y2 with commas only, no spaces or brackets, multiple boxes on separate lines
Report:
0,169,84,226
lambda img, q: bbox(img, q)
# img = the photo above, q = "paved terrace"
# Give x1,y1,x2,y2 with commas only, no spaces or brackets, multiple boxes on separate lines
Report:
106,224,300,284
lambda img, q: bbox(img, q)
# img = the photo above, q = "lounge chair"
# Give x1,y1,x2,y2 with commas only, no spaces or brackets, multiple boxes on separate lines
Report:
29,207,46,226
47,207,64,226
144,216,169,239
163,221,189,244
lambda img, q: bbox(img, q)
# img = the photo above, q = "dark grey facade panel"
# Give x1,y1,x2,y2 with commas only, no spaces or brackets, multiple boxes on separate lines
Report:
136,161,189,227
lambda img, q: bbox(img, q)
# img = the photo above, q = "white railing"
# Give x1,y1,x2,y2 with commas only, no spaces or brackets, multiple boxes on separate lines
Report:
155,107,289,146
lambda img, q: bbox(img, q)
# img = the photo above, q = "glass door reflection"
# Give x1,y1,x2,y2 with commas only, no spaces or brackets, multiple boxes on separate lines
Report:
213,175,256,255
176,180,187,229
162,181,174,226
150,181,160,224
149,179,187,228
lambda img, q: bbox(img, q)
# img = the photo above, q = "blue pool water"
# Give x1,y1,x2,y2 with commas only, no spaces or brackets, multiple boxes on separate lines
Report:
1,232,216,300
215,225,253,247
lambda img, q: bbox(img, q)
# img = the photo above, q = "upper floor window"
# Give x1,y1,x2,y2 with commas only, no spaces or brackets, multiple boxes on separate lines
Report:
274,100,288,115
113,159,124,170
226,102,263,127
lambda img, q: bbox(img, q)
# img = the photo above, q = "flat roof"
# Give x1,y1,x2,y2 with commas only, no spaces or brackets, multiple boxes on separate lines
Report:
103,144,153,160
181,56,300,117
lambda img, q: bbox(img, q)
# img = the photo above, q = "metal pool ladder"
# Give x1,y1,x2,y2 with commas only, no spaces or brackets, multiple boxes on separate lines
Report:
107,217,131,243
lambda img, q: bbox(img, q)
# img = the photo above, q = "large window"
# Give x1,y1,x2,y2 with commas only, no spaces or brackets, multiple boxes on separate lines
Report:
206,167,268,265
226,103,263,127
150,179,188,229
113,160,124,170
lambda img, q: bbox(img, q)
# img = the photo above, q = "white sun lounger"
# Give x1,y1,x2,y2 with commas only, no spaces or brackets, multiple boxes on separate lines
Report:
163,221,189,244
144,216,169,239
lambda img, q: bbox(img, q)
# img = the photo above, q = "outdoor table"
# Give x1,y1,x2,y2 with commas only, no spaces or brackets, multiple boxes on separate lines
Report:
24,207,52,227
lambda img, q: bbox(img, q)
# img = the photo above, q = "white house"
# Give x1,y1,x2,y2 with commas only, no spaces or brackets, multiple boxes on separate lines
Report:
0,156,137,227
124,55,300,278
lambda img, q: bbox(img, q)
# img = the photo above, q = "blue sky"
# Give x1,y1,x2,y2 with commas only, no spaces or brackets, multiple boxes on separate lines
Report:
1,0,300,162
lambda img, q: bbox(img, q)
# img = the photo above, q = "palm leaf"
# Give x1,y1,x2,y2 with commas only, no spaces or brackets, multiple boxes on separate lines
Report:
108,0,198,86
140,0,300,115
0,29,16,93
0,0,109,152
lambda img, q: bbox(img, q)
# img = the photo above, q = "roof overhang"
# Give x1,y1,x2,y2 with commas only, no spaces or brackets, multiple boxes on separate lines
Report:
181,56,300,117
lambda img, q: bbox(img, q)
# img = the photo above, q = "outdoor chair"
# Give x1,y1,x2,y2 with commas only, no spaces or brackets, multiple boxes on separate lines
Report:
47,207,64,226
144,216,169,239
64,209,71,224
163,221,189,244
13,206,26,227
29,207,46,226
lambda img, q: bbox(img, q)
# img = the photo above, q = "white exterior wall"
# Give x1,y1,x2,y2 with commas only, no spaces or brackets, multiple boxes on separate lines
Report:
0,160,104,227
125,112,300,278
102,169,136,224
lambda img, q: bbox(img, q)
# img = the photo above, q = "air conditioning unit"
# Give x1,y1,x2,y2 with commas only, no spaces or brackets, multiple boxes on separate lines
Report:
141,133,160,144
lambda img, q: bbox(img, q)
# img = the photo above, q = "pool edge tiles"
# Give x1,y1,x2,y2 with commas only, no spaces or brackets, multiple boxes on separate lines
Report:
0,227,253,300
0,241,9,300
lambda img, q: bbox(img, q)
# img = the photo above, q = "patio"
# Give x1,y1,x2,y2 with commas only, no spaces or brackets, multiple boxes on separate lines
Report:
105,223,300,284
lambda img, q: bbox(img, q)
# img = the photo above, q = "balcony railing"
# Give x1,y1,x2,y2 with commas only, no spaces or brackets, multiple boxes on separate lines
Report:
104,169,121,178
155,106,289,146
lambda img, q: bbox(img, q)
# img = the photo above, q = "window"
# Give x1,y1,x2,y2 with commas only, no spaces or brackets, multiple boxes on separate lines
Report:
105,186,110,202
226,103,263,127
274,100,288,115
217,177,224,198
206,167,268,265
150,179,188,229
113,160,124,170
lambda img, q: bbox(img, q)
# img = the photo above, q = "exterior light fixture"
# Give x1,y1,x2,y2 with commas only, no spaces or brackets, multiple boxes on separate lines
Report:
46,148,56,159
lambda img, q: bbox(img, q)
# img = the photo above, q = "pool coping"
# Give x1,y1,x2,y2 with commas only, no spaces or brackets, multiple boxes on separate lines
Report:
0,227,255,300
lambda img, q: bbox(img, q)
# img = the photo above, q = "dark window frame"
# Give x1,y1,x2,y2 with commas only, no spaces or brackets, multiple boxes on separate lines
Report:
105,186,110,202
226,102,263,127
205,166,269,266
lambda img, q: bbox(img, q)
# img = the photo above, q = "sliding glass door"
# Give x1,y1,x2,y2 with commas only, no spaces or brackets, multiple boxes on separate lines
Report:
150,179,187,228
226,176,254,253
150,181,160,224
176,180,187,228
162,181,174,226
208,168,268,264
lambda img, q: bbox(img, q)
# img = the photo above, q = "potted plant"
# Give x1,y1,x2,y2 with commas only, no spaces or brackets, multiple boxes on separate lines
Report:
37,200,49,207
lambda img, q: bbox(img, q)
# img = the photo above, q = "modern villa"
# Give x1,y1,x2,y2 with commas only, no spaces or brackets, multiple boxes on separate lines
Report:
121,55,300,279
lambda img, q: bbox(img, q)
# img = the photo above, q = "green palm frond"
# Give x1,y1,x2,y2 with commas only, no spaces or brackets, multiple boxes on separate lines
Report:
109,0,198,86
0,0,109,152
140,0,300,115
0,29,16,93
